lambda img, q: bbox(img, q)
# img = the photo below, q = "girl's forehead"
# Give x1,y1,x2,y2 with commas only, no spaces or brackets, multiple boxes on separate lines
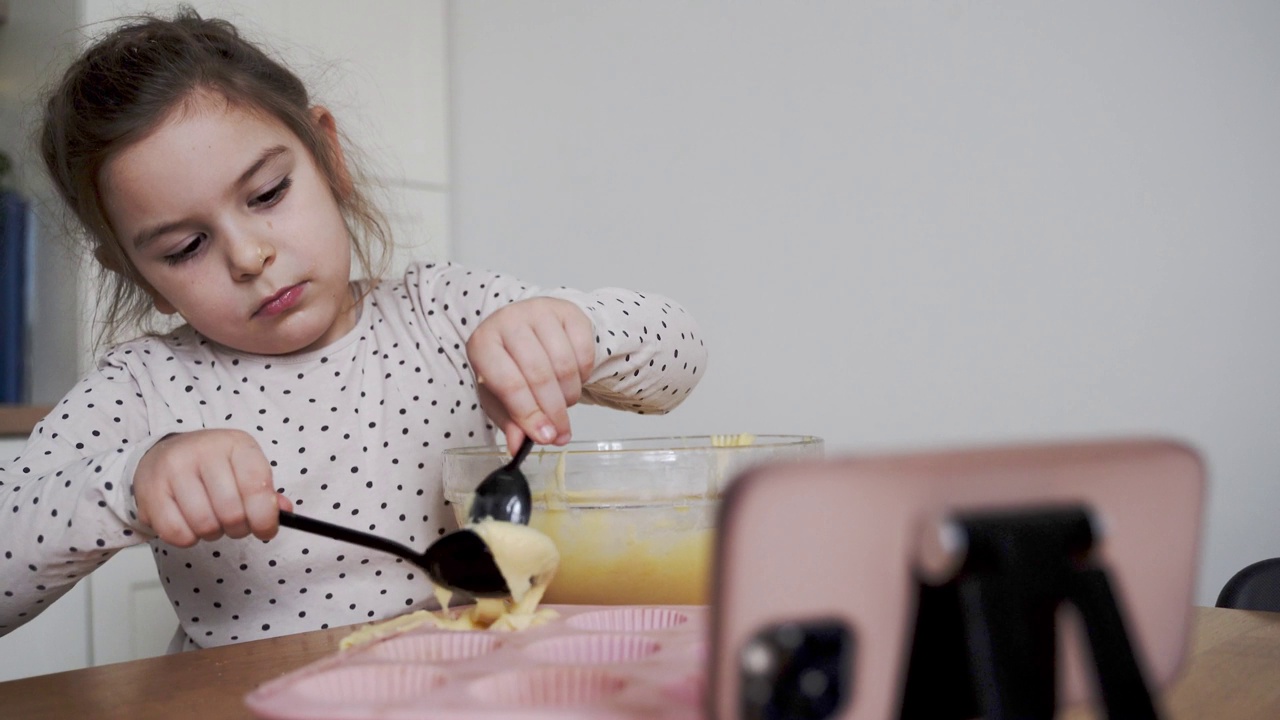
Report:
106,97,298,183
98,96,306,232
156,92,296,150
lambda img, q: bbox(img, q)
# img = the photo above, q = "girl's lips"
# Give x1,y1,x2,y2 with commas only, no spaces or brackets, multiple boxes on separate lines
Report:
256,283,305,317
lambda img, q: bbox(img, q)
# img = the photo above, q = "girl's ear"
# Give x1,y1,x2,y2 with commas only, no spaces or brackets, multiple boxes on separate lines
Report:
310,106,353,200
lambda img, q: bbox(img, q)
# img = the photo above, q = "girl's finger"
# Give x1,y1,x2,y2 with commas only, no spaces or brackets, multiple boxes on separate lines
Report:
230,441,280,540
476,382,526,456
144,493,199,548
554,299,597,382
202,459,251,540
531,314,586,408
501,325,571,444
473,336,556,444
169,471,223,543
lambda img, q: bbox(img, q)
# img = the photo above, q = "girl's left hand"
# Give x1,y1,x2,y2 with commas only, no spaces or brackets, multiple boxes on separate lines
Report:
466,297,595,455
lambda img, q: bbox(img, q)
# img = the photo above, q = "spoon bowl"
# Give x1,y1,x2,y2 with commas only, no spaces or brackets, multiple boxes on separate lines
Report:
422,528,511,597
467,436,534,525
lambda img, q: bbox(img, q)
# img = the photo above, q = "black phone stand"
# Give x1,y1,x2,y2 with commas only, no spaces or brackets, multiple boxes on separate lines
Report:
899,506,1160,720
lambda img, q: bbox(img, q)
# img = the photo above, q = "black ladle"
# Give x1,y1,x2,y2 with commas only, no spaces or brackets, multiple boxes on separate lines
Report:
275,436,537,598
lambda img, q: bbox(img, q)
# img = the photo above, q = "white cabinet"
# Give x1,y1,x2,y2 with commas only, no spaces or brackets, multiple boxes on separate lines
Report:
0,438,92,682
89,546,177,665
0,0,448,680
0,522,172,683
0,573,91,682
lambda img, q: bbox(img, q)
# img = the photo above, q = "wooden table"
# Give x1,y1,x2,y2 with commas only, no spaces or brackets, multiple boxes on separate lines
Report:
1062,606,1280,719
2,606,1278,719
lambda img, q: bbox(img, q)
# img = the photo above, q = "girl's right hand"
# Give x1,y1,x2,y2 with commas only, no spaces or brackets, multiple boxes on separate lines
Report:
133,429,292,547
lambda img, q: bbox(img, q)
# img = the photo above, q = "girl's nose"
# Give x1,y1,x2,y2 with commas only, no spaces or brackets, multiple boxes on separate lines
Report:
230,237,275,279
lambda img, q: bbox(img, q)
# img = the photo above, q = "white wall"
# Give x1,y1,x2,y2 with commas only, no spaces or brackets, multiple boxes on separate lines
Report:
448,1,1280,605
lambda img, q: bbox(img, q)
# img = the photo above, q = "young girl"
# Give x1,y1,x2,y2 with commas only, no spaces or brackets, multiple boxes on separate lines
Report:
0,10,705,651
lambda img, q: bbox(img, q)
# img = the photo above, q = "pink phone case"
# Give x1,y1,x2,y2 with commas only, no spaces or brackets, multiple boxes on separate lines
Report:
708,438,1205,720
245,604,707,719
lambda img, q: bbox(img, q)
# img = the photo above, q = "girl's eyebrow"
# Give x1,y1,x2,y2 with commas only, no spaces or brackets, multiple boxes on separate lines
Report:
131,145,291,250
236,145,289,187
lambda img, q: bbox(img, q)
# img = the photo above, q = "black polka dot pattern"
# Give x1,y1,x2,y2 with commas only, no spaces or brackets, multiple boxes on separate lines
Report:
0,262,706,647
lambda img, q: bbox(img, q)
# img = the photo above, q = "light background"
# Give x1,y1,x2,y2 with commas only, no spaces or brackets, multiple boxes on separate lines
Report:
448,1,1280,606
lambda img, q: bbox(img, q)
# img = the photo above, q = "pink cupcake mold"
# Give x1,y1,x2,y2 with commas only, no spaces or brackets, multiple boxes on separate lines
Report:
245,604,706,720
523,634,662,665
468,666,629,706
365,632,502,663
564,607,691,632
290,663,448,705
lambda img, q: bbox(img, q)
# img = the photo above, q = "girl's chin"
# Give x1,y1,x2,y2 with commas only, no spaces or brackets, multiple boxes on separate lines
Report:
280,320,353,355
197,327,325,356
196,301,357,355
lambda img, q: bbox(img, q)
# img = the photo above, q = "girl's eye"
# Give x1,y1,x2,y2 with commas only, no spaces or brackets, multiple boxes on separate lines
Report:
251,176,293,208
164,234,206,265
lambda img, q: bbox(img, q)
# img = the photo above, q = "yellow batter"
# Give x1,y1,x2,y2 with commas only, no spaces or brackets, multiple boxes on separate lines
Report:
340,519,561,648
532,505,712,604
711,433,757,447
469,518,560,609
518,436,754,605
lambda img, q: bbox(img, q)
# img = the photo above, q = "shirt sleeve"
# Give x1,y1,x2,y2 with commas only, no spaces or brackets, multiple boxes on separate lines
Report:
406,261,708,415
0,355,159,636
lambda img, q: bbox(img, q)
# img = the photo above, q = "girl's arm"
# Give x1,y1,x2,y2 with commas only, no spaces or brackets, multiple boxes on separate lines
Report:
555,286,707,415
410,262,708,441
0,367,157,636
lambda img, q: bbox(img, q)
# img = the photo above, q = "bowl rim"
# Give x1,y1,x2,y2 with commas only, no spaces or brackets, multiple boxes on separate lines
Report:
441,434,825,458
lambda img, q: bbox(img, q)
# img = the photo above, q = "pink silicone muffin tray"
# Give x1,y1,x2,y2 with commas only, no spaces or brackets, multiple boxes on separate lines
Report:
245,604,707,720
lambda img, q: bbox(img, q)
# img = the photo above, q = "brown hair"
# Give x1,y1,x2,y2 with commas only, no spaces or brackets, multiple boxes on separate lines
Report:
39,7,391,348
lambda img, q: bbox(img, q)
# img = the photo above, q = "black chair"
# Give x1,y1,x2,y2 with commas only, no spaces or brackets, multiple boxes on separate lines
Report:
1215,558,1280,612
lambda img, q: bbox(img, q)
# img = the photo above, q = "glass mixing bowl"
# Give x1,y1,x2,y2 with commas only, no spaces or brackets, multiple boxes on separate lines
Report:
442,435,824,605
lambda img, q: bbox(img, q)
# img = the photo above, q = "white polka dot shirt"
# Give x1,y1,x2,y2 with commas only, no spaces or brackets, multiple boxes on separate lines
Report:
0,262,706,648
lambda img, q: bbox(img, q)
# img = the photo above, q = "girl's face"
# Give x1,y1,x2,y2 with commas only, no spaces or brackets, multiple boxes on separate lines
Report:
100,93,357,356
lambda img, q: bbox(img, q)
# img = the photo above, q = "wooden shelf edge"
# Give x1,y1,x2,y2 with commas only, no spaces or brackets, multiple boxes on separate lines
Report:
0,405,53,437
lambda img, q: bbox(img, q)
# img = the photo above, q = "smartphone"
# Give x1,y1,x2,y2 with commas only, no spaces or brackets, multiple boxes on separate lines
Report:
708,438,1205,720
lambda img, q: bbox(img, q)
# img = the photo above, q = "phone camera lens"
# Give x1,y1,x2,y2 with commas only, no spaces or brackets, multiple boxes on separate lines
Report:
739,618,854,720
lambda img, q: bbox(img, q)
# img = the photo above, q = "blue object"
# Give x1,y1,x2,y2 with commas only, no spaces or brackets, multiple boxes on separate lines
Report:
0,189,29,403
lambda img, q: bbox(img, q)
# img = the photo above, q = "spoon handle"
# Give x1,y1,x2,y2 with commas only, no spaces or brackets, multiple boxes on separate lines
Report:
508,435,535,469
278,510,421,564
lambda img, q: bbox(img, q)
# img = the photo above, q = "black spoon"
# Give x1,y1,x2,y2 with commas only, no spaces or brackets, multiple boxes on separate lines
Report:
275,436,537,598
276,510,511,597
467,435,535,525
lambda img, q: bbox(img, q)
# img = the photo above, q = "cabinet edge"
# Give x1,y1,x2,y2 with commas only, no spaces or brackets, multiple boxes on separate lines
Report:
0,405,53,437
